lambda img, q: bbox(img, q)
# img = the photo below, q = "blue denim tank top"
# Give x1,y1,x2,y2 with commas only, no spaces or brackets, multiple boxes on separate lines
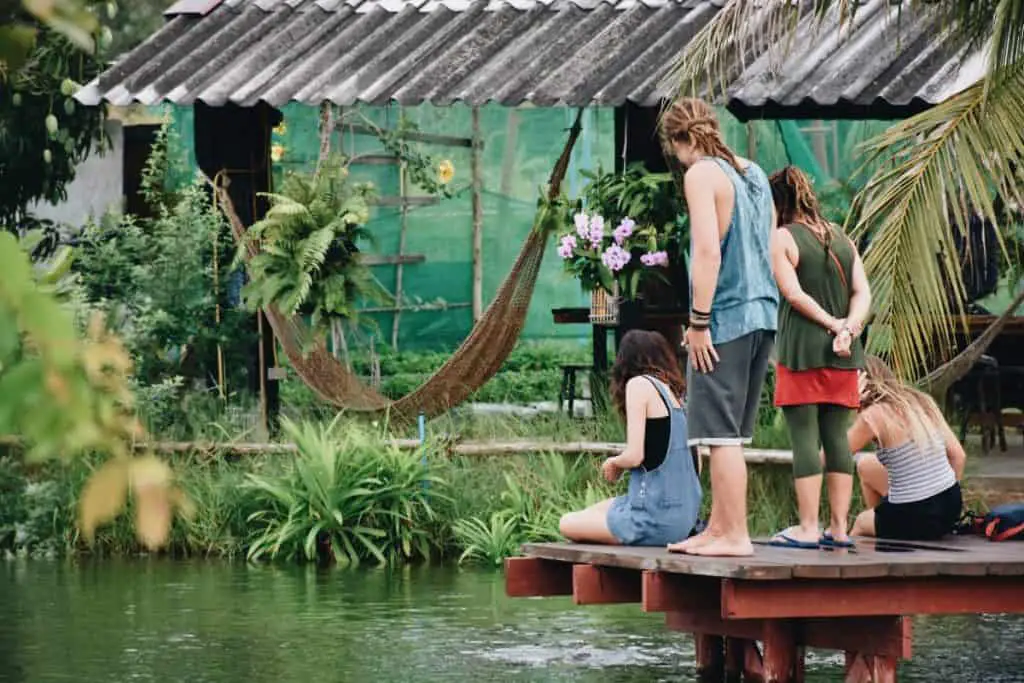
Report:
693,157,779,344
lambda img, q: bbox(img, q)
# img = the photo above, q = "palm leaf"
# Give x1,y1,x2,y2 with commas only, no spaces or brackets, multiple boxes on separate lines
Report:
850,71,1024,377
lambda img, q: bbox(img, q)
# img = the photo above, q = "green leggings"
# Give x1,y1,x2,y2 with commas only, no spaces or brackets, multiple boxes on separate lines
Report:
782,404,855,479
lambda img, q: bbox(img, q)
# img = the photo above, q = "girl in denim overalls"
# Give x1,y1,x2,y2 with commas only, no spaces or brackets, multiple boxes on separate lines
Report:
559,330,702,546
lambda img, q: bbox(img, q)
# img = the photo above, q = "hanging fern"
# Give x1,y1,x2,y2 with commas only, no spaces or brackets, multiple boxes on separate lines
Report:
238,155,388,333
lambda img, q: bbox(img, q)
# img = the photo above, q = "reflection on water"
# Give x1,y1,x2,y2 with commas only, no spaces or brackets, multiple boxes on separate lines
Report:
0,561,1022,682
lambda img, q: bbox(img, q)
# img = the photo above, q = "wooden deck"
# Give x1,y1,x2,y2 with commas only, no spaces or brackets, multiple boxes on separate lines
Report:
505,537,1024,683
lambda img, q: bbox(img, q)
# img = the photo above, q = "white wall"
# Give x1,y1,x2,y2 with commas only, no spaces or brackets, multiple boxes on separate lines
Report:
29,120,124,227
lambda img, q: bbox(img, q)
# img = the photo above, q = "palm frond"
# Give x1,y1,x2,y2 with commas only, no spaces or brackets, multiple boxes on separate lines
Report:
850,71,1024,378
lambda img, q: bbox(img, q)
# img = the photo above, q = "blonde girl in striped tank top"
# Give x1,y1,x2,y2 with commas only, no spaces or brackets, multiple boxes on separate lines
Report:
848,357,966,540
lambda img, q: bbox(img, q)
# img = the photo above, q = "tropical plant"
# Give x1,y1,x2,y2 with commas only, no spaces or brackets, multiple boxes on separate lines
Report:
243,416,446,565
238,155,387,335
0,230,186,550
1,0,109,224
557,166,687,300
669,0,1024,379
452,511,522,567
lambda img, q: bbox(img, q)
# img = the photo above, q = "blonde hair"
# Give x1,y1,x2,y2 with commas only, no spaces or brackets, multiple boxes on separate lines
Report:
659,98,743,174
861,356,946,449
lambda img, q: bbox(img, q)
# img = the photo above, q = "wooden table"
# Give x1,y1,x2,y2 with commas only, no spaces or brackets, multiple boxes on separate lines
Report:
505,537,1024,683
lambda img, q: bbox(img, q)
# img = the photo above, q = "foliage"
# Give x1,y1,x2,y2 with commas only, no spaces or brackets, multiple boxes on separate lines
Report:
73,120,256,390
557,165,687,300
358,113,457,197
244,417,446,565
0,230,183,550
668,0,1024,378
1,0,109,223
239,155,387,332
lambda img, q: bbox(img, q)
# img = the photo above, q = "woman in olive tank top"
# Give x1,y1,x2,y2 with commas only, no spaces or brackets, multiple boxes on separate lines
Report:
767,167,872,549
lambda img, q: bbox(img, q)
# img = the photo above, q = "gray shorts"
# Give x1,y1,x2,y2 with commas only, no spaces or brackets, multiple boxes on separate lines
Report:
686,329,775,447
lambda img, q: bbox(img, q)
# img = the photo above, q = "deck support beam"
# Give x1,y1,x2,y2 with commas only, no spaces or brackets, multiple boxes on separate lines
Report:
504,557,572,597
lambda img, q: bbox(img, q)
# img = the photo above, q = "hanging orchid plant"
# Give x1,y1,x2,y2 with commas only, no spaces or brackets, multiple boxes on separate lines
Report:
556,165,686,302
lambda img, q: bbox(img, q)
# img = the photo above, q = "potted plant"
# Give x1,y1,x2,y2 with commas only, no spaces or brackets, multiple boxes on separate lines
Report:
557,164,689,326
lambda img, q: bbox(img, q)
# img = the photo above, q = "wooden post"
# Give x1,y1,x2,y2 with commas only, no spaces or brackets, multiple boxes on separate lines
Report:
761,621,801,683
695,634,725,682
471,106,484,322
391,108,409,350
844,653,897,683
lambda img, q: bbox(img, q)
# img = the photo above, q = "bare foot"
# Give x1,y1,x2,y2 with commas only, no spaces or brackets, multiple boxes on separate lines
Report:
667,528,718,553
687,536,754,557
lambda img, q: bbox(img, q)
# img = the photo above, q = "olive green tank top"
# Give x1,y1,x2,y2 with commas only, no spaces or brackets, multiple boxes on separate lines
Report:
775,223,865,371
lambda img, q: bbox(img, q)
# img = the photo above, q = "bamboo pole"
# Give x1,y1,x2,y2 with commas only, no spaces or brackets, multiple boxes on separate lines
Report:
471,106,484,321
745,121,758,161
391,118,408,349
0,435,798,464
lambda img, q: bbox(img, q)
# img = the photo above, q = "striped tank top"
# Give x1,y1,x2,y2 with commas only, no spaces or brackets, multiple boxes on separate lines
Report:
876,438,957,504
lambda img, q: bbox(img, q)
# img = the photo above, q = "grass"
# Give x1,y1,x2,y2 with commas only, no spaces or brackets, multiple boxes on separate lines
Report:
0,416,817,565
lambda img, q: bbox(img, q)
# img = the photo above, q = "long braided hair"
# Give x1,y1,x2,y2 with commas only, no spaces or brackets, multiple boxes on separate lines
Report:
769,165,835,265
659,98,744,174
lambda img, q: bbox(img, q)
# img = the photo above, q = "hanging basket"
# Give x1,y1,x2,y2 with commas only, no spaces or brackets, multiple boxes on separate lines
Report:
589,282,619,325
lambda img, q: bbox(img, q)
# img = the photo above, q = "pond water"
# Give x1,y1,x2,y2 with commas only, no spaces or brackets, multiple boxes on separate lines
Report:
1,561,1022,682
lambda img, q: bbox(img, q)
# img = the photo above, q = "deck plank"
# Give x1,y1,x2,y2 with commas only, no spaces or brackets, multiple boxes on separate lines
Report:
520,536,1024,580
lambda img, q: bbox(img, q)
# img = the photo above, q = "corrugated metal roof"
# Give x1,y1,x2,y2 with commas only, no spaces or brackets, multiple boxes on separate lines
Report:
77,0,722,109
721,0,985,120
77,0,984,118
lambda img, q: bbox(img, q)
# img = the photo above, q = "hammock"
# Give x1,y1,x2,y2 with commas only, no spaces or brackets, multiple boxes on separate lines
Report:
216,109,583,424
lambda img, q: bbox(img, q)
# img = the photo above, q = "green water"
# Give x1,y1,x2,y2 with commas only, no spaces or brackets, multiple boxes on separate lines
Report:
0,561,1022,682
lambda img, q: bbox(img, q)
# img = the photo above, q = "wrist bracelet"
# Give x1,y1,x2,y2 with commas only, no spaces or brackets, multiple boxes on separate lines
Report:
689,321,710,331
691,307,711,317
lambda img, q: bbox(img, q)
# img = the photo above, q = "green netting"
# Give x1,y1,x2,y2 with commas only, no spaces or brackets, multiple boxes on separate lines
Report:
166,103,895,352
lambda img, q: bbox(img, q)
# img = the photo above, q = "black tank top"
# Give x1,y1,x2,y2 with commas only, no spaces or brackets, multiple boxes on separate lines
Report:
643,377,673,470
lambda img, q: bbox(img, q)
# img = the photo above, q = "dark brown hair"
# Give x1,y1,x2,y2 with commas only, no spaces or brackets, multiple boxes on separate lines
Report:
610,330,685,418
769,165,835,260
659,98,743,174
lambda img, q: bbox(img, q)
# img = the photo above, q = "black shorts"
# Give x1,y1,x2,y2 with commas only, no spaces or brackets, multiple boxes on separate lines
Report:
874,483,963,541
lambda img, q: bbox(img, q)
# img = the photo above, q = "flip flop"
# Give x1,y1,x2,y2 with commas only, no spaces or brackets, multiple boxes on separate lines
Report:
767,533,820,550
820,532,855,548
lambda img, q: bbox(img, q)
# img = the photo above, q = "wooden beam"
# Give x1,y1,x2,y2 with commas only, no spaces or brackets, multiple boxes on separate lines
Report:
694,634,725,682
666,613,911,660
845,653,897,683
642,571,721,613
359,254,426,266
572,564,642,605
761,620,799,683
471,106,484,322
722,576,1024,619
359,302,472,314
350,154,401,166
505,557,573,597
375,196,439,208
341,123,476,148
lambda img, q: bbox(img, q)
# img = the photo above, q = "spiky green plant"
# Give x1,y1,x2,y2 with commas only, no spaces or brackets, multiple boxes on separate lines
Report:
239,156,387,332
243,416,446,566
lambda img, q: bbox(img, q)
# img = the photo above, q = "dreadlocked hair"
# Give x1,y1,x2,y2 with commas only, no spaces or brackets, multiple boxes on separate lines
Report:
861,356,947,451
769,165,835,263
659,98,744,174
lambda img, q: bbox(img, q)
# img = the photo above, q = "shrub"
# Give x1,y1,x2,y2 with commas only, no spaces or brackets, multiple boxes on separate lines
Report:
243,417,446,565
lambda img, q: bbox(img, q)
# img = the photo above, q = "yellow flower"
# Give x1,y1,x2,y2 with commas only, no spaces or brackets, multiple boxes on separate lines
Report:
271,144,286,163
438,159,454,184
273,121,287,136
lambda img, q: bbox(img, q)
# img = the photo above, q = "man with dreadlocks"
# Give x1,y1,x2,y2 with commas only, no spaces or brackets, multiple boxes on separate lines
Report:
661,99,778,557
767,166,871,550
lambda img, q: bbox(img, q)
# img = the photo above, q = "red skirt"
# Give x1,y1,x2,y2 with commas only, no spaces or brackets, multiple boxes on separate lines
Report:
774,365,860,408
